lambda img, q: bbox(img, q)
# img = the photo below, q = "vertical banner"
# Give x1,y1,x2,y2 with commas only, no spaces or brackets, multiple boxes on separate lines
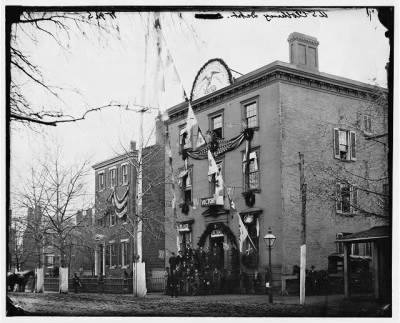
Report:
133,262,147,297
299,244,306,305
35,267,44,293
59,267,69,293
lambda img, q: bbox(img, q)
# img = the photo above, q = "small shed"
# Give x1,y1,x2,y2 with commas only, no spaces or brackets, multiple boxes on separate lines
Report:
339,225,391,301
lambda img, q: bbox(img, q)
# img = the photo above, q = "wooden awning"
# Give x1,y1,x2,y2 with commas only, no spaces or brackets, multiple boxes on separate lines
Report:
339,225,391,243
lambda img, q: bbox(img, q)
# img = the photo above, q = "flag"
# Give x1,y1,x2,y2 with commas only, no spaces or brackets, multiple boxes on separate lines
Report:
185,103,198,143
250,151,258,171
196,127,206,148
238,212,248,252
226,187,236,210
208,150,219,176
176,230,180,251
215,169,224,197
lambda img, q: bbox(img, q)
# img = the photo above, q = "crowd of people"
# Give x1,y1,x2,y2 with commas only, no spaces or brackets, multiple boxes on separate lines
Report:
166,245,240,297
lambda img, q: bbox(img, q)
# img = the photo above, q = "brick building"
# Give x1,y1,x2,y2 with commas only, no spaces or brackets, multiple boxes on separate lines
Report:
163,32,389,291
92,118,166,279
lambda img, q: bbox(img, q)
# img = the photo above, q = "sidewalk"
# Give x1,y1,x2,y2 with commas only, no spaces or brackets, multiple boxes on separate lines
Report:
8,291,388,317
145,292,343,305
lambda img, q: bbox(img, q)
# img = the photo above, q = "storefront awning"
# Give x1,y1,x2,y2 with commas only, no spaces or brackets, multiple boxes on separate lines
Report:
338,225,391,243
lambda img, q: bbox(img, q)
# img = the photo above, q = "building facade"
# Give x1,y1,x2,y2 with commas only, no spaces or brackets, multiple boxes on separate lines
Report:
93,122,166,279
163,32,389,290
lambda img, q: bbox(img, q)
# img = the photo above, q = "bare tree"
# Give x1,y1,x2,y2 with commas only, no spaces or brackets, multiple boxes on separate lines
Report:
14,150,91,269
7,8,122,127
303,88,390,221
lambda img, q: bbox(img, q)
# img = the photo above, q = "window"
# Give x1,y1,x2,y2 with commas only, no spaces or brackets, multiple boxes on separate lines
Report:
179,124,192,151
110,212,116,226
383,183,390,213
179,166,193,203
243,150,260,191
244,101,258,128
109,242,117,267
121,240,129,267
183,167,192,203
336,232,352,253
46,255,54,266
98,172,105,190
333,128,356,161
351,242,372,257
210,113,223,139
336,183,358,214
121,164,128,185
110,167,117,187
362,115,372,134
178,229,192,252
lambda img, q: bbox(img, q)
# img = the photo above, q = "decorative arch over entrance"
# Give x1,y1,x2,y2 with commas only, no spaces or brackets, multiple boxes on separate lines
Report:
197,222,238,249
197,222,239,271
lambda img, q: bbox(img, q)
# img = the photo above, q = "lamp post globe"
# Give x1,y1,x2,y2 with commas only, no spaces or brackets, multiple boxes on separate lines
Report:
263,228,276,304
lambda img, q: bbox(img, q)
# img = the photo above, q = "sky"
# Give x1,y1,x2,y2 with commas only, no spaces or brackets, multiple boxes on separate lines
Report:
8,6,391,216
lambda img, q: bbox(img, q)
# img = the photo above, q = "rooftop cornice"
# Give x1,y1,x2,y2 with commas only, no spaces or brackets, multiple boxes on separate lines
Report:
92,151,137,170
287,32,319,46
166,61,386,124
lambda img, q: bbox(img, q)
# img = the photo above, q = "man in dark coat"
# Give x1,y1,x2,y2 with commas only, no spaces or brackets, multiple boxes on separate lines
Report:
170,269,179,298
72,273,82,293
169,252,177,271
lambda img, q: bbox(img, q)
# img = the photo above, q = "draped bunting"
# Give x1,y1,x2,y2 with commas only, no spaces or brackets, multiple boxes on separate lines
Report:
186,131,245,160
111,187,129,218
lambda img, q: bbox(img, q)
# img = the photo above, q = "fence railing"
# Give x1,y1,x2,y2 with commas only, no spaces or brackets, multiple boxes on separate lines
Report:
44,277,59,292
146,275,166,292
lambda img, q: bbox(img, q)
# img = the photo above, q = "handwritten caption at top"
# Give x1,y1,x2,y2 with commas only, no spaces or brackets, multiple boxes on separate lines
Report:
228,10,328,21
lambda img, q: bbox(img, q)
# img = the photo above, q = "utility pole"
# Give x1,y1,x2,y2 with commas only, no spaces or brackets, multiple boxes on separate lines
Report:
299,152,307,305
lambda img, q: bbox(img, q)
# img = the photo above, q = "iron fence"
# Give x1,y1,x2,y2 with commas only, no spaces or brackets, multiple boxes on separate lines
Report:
43,276,167,294
44,277,59,292
146,275,166,292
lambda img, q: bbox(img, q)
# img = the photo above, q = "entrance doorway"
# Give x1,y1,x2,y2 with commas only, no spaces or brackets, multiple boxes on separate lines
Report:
210,236,224,269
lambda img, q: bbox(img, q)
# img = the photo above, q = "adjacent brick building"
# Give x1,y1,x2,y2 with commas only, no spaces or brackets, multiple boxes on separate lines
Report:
92,118,166,279
163,32,389,291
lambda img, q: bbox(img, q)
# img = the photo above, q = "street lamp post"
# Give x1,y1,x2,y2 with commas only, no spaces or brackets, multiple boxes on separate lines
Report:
263,227,276,304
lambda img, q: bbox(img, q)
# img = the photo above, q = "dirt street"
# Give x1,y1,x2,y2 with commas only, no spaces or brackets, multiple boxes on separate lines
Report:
7,292,388,317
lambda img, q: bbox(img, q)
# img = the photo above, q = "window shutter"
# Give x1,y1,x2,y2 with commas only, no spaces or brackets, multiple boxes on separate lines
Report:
336,183,342,213
350,131,356,160
333,128,340,159
350,186,358,213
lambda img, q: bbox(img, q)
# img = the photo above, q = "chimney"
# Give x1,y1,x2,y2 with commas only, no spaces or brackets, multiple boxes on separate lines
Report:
288,32,319,70
130,140,136,151
155,112,165,145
